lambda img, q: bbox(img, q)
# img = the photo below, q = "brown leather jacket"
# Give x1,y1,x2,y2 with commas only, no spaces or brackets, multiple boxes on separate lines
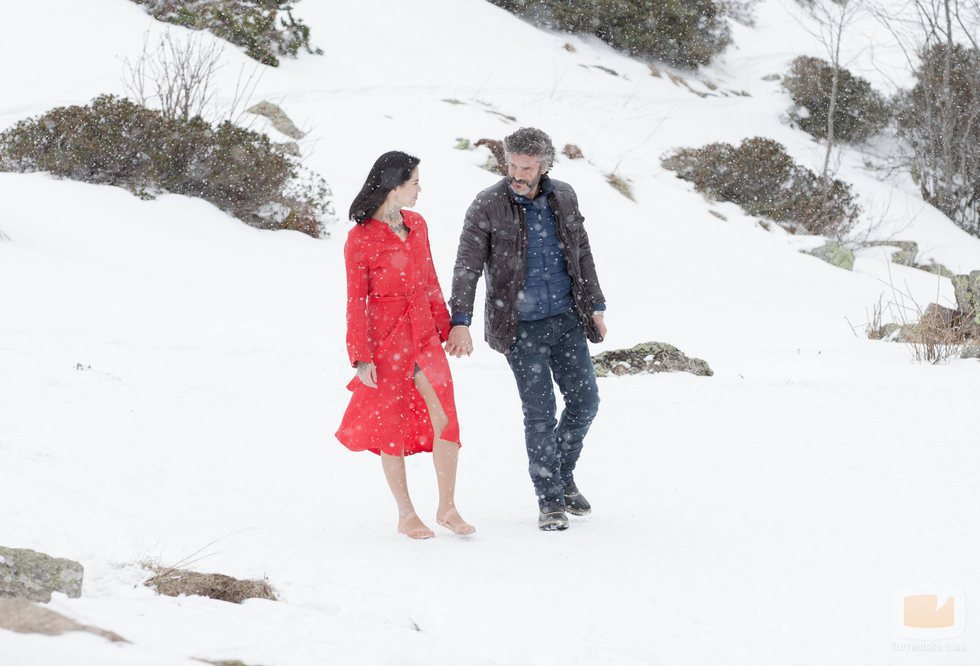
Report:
450,176,605,353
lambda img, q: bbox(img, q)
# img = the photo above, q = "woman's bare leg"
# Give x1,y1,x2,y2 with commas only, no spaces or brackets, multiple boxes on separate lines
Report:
380,451,433,539
414,370,475,535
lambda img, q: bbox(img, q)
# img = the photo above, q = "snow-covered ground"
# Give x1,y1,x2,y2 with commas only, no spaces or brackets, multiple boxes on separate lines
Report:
2,1,979,664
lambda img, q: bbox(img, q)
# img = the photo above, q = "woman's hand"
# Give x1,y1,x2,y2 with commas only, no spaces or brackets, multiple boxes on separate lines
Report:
445,326,474,358
356,361,378,388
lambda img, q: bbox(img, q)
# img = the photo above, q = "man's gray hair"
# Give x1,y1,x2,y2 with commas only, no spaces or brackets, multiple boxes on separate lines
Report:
504,127,556,170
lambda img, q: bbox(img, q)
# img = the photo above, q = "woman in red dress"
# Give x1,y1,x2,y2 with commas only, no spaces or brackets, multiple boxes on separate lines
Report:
336,151,475,539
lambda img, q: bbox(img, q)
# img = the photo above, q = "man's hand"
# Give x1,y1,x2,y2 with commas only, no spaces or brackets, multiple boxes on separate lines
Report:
356,361,378,388
446,326,474,358
593,314,608,342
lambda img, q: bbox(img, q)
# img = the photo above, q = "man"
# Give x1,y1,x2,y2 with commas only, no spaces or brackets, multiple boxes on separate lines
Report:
447,127,607,531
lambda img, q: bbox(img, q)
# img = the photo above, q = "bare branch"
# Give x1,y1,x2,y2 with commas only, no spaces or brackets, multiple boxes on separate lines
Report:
121,29,224,122
227,61,266,126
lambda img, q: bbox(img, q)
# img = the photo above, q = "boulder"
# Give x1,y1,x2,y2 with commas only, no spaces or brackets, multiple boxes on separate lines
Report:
924,302,959,329
920,260,955,278
245,101,306,140
806,242,854,271
274,141,301,157
865,240,918,266
952,270,980,328
897,303,969,344
592,342,713,377
0,598,125,642
0,546,83,603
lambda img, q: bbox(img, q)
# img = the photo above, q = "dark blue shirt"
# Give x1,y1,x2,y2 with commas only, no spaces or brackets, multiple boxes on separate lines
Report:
514,180,573,322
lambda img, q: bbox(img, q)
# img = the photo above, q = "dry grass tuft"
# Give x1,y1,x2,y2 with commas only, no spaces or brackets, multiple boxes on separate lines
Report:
864,269,975,364
605,173,634,200
475,138,507,176
863,295,889,340
145,566,277,604
903,303,970,364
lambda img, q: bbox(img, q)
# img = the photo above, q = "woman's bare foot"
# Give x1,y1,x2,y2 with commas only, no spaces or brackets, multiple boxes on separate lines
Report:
436,507,476,536
398,513,434,540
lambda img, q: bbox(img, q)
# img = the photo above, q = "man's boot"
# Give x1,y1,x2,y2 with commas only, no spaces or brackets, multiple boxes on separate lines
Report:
538,501,569,531
563,480,591,516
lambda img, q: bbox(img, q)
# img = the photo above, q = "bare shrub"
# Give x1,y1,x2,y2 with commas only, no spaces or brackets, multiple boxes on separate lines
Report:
870,0,980,236
0,95,333,237
783,55,891,143
662,137,861,237
862,294,890,339
897,42,980,236
875,270,970,363
144,565,277,604
475,138,507,175
124,31,223,122
124,28,267,128
486,0,732,68
904,303,969,363
131,0,322,67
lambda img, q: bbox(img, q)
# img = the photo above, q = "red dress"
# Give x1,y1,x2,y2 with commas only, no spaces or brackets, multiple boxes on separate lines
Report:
335,211,461,456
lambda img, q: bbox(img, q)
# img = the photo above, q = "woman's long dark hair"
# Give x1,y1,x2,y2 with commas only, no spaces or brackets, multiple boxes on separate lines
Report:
348,151,421,224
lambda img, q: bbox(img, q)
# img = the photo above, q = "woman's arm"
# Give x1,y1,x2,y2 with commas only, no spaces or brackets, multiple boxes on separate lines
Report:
344,233,373,367
421,219,452,341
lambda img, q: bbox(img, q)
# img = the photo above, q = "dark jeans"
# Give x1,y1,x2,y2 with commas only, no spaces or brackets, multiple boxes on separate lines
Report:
505,310,600,507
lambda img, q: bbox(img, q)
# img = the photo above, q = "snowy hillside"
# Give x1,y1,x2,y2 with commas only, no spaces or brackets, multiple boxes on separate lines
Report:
2,1,979,665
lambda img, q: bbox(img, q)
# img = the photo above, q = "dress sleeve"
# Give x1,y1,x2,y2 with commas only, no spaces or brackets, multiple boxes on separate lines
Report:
421,219,452,342
344,232,373,366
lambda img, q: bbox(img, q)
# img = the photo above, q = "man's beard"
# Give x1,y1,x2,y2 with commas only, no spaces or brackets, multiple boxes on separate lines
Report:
508,175,540,194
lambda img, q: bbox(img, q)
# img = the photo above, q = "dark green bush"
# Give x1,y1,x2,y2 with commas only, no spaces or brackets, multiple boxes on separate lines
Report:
662,137,861,237
0,95,331,237
897,43,980,236
783,56,890,143
132,0,322,66
487,0,731,69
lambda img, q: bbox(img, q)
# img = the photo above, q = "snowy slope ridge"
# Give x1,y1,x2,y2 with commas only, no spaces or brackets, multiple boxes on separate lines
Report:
1,1,979,665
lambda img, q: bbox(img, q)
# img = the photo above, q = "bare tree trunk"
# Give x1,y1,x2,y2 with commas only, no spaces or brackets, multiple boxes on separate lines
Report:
820,0,849,185
806,0,861,236
939,0,955,213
